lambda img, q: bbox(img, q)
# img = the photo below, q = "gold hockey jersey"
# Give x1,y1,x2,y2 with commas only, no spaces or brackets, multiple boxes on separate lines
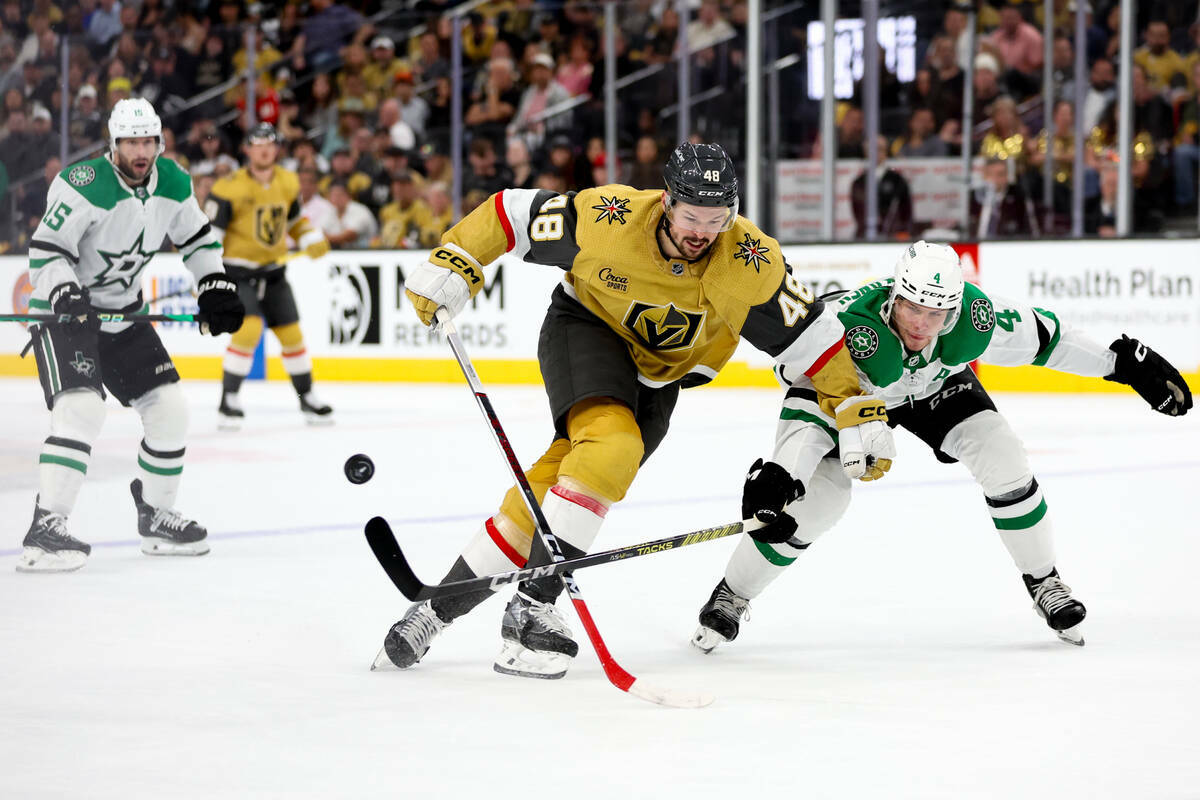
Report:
206,166,324,270
440,185,861,413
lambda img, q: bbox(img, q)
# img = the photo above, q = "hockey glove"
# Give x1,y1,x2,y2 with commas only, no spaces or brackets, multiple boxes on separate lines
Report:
1105,335,1192,417
303,237,331,261
195,274,245,336
742,458,805,544
404,245,485,326
49,283,100,333
835,396,895,481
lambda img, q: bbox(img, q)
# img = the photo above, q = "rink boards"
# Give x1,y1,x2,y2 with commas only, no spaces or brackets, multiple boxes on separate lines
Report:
2,239,1197,392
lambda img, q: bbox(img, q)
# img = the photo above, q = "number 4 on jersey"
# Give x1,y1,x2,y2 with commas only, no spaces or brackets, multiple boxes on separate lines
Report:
996,308,1021,332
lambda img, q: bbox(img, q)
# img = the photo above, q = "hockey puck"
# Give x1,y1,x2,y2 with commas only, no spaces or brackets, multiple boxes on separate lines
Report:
344,453,375,485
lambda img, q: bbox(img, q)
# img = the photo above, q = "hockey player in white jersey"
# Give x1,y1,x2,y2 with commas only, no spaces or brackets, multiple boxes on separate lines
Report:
693,241,1192,649
17,98,245,572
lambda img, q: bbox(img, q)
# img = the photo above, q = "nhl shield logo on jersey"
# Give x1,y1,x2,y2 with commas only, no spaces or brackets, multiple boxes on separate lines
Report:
846,325,879,358
69,351,97,378
970,298,995,332
623,301,705,350
67,165,96,187
733,232,771,272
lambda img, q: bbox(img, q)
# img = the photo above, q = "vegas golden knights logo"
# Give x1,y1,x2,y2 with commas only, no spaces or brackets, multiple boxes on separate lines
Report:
254,204,287,246
623,301,705,351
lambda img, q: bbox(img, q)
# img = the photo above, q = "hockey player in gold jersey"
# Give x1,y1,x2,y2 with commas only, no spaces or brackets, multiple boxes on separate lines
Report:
376,143,897,679
205,123,333,429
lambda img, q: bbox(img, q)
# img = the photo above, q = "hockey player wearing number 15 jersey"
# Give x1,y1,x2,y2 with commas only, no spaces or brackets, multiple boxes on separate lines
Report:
693,241,1192,650
376,143,896,679
16,98,245,572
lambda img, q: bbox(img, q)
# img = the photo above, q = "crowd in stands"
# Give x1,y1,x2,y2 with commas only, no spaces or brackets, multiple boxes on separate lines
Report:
1,0,1199,251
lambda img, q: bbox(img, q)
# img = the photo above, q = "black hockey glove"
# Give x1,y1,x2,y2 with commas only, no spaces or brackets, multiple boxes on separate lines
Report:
742,458,805,544
49,283,100,333
1105,335,1192,417
195,274,245,336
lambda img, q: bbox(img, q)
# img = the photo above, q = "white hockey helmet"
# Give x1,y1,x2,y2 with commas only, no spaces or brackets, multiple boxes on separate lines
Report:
882,240,965,333
108,97,165,157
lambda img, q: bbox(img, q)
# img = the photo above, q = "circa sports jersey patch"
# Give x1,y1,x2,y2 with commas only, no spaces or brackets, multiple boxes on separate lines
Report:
846,325,880,358
590,195,631,225
67,165,96,187
970,298,995,332
733,232,771,272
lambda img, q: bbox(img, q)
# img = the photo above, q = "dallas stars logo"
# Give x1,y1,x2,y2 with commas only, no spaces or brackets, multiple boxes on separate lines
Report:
94,231,152,290
590,195,631,225
733,232,771,272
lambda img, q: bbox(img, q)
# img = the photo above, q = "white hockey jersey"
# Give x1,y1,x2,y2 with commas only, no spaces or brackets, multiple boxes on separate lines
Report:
27,155,224,331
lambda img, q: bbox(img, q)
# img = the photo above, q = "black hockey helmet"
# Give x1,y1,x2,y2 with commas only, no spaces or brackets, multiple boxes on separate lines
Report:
246,122,278,144
662,142,739,232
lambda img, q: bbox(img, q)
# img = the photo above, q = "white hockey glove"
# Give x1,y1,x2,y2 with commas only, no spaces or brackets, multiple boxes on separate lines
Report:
835,396,895,481
404,244,485,326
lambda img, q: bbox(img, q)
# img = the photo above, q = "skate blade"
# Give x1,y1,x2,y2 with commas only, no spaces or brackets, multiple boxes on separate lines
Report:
141,538,211,556
691,625,728,654
370,646,396,671
217,417,243,432
303,413,335,426
493,640,570,679
1054,625,1085,646
15,547,87,573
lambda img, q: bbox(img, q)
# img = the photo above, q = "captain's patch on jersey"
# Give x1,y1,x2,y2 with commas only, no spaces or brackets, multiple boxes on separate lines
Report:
733,232,771,272
590,195,631,225
969,298,995,332
623,301,705,350
846,325,879,358
68,165,96,187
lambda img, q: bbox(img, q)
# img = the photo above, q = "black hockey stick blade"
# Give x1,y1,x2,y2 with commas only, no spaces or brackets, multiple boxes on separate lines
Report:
365,515,744,602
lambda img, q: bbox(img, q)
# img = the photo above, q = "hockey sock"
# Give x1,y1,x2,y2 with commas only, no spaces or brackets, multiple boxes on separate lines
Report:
222,371,245,396
39,389,106,515
431,516,531,622
987,478,1056,577
223,314,261,388
520,483,608,603
131,384,189,509
722,532,810,599
272,322,314,394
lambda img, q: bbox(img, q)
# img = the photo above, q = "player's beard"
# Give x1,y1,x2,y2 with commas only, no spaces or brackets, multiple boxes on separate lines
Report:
661,217,716,262
113,152,153,185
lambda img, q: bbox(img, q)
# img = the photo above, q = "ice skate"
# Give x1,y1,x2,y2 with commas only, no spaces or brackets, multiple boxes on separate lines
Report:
692,578,751,653
217,392,244,431
299,391,333,425
374,600,448,670
131,479,210,556
493,591,578,679
1023,569,1086,646
16,505,91,573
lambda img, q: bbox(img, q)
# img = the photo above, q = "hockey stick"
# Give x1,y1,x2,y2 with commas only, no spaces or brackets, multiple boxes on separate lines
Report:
427,307,714,709
366,516,742,601
0,313,198,324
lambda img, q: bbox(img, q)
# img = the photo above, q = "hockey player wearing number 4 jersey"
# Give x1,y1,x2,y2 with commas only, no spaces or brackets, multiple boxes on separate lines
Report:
693,241,1192,649
16,98,245,572
376,143,896,679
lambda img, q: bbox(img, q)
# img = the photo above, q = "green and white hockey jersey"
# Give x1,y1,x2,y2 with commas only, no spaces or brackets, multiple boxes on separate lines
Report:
28,155,224,330
826,279,1117,408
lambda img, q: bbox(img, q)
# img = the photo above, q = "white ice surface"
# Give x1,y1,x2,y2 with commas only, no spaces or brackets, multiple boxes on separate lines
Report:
1,377,1198,799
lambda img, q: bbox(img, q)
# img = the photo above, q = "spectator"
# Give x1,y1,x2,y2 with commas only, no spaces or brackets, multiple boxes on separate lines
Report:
1085,158,1118,236
464,57,520,143
556,36,594,97
418,181,453,247
86,0,122,50
1027,99,1079,229
627,135,661,189
276,89,305,142
463,135,514,196
233,29,285,86
987,3,1043,78
892,107,949,157
304,0,370,72
378,97,417,151
1173,61,1200,213
319,149,373,200
139,48,189,115
412,29,449,83
191,34,233,118
191,166,216,210
363,37,403,98
941,5,972,71
979,95,1030,171
421,139,453,186
17,154,57,239
687,0,735,52
927,35,964,125
1082,57,1115,133
0,107,34,180
837,105,865,158
191,128,239,178
282,138,330,174
972,158,1037,237
1050,34,1076,101
851,135,913,239
462,12,497,64
376,171,433,248
69,84,103,151
392,69,430,142
298,166,336,233
1134,20,1187,92
505,136,537,189
322,180,378,248
545,134,589,190
510,51,572,144
971,53,1006,125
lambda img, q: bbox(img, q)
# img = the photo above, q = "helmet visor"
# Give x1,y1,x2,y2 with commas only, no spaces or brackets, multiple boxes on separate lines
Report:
665,195,739,233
